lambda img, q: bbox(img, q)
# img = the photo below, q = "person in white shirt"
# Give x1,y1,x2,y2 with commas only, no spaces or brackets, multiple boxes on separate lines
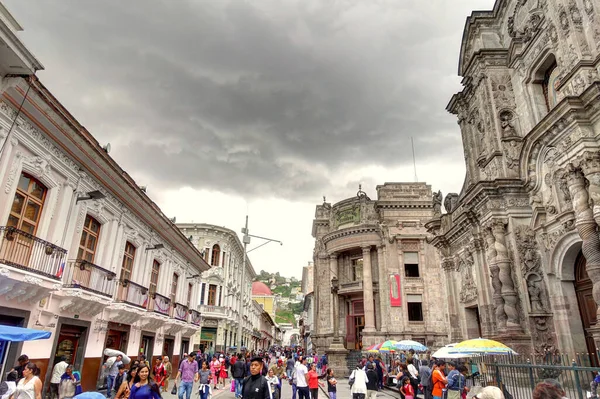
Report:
50,357,69,399
295,358,309,399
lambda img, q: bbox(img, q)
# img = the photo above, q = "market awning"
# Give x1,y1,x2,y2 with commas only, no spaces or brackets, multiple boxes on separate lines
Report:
0,324,51,342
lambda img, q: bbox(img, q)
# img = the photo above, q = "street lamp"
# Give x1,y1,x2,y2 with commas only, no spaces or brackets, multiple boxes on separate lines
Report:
237,215,282,351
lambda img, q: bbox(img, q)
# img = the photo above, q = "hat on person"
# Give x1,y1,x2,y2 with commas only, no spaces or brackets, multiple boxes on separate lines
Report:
473,386,504,399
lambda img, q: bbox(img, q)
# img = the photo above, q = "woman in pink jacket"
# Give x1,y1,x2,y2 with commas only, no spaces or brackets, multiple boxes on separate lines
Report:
209,358,221,389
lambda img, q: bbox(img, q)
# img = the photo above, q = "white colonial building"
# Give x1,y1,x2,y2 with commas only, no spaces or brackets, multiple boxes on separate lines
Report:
175,223,258,352
0,3,209,393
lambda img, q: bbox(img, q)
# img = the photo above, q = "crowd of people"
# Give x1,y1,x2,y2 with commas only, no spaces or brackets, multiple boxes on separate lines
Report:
2,346,591,399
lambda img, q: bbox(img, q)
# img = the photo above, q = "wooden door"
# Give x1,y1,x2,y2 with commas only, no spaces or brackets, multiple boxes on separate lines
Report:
354,316,365,350
575,251,598,364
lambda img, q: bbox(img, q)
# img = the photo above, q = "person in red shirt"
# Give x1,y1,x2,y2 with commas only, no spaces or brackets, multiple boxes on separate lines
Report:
307,364,324,399
400,377,415,399
432,360,448,399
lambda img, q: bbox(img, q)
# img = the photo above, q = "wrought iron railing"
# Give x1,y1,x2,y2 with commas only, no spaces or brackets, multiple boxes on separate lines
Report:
467,352,600,399
190,309,202,325
116,279,149,309
173,302,188,321
63,260,117,297
199,304,227,315
148,292,171,316
0,226,67,280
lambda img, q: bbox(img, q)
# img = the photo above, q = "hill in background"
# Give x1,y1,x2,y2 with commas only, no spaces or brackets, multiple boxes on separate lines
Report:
255,270,303,327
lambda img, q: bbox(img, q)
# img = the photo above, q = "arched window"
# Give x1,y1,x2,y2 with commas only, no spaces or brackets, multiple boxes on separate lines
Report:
211,244,221,266
542,60,559,111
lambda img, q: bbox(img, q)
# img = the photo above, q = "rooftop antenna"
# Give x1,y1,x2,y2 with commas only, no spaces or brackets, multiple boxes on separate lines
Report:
411,137,418,182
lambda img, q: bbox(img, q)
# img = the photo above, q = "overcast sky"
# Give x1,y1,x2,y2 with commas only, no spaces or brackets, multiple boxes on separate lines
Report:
7,0,495,278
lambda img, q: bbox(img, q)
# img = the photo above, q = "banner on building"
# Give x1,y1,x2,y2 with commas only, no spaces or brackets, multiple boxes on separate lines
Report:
389,274,401,307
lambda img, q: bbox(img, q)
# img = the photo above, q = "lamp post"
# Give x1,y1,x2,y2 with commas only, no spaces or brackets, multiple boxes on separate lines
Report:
237,215,282,351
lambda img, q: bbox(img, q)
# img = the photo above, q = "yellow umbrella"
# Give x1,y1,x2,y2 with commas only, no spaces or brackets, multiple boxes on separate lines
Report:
449,338,517,355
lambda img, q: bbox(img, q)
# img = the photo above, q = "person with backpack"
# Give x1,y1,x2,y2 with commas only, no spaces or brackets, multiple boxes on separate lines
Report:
241,357,272,399
418,360,433,399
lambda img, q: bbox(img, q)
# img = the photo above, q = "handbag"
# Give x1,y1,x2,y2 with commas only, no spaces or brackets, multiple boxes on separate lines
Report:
171,384,177,395
230,380,235,392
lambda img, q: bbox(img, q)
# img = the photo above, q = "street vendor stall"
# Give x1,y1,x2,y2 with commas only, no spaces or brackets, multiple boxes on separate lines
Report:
0,324,51,380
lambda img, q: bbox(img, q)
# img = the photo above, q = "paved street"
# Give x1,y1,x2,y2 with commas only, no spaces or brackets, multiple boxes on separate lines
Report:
157,378,407,399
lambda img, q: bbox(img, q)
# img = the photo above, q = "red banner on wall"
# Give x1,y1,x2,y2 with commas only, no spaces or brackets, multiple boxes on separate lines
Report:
389,274,402,307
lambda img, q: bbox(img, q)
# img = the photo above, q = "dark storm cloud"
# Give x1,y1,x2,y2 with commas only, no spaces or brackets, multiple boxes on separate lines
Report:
6,0,491,200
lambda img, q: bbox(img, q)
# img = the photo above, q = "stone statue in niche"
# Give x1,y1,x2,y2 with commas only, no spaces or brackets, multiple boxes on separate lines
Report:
499,110,518,137
433,190,442,215
527,274,546,313
554,170,572,206
444,193,459,213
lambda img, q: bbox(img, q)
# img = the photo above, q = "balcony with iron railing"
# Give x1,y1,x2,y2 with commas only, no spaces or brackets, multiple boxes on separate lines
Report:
172,302,189,322
148,292,171,316
190,309,202,326
0,226,67,280
62,259,117,297
198,304,228,317
116,279,149,309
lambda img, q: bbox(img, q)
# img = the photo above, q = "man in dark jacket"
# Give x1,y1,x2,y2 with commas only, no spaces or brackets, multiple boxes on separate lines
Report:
232,354,247,399
366,363,380,399
242,357,272,399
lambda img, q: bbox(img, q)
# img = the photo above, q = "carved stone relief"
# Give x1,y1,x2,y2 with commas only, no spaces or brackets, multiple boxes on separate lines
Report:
508,0,544,43
514,226,549,313
458,249,478,303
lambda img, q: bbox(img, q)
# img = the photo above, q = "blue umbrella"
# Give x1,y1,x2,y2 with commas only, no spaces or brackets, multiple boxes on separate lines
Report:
394,340,428,352
0,325,51,342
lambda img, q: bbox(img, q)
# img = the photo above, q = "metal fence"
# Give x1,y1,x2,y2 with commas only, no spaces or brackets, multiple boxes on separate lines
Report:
472,352,599,399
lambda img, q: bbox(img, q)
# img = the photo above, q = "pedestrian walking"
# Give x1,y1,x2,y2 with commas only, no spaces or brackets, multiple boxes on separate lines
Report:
162,357,172,393
197,362,212,399
231,353,246,399
349,363,368,399
294,358,309,399
115,366,137,399
11,363,42,399
128,365,161,399
241,357,271,399
266,370,279,399
365,363,379,399
325,369,337,399
50,357,69,399
210,356,221,389
58,365,82,399
11,355,29,380
175,353,199,399
104,355,124,399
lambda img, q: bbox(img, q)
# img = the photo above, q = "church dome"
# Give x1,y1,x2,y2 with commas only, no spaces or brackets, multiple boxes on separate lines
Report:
252,281,273,296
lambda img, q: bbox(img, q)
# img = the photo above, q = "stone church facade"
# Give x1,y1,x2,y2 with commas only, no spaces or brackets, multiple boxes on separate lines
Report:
311,183,448,372
426,0,600,358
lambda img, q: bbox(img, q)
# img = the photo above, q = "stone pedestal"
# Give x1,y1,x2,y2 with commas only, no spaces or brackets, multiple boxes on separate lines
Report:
494,332,533,356
326,345,349,378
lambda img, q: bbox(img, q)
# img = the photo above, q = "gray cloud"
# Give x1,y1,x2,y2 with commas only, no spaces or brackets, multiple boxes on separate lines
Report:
7,0,495,200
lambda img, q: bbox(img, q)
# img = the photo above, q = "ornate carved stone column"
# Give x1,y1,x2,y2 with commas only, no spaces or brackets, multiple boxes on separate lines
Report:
362,246,376,332
376,245,389,333
484,227,507,331
566,163,600,321
491,219,521,330
329,253,338,335
580,151,600,227
441,257,461,341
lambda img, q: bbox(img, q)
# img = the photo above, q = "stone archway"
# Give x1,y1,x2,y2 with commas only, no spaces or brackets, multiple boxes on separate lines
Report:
549,235,588,355
574,250,598,362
